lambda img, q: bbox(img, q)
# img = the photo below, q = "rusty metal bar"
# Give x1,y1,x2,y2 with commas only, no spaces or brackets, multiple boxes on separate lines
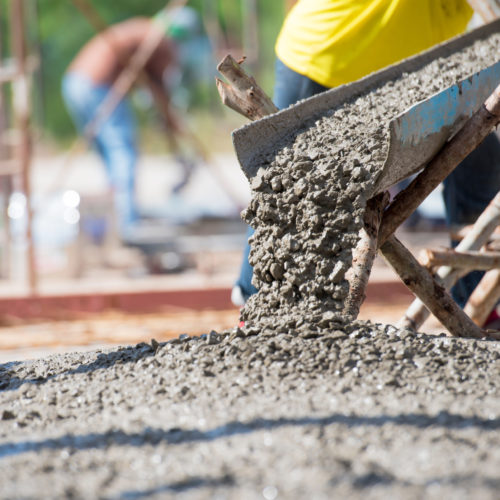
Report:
11,0,37,294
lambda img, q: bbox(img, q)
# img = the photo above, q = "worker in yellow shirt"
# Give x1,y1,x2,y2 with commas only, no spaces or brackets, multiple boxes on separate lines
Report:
233,0,500,321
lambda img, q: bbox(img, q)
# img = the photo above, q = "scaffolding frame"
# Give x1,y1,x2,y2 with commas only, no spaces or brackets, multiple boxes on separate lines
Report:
0,0,37,293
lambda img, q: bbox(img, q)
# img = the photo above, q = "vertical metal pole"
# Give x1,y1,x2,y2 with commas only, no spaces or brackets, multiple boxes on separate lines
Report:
0,0,8,280
11,0,37,294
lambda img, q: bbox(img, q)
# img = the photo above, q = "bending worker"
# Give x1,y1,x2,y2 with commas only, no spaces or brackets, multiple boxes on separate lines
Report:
62,16,179,242
233,0,500,323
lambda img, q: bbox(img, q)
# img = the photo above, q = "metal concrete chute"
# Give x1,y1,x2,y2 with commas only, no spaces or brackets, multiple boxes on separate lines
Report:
231,18,500,194
375,58,500,194
217,18,500,339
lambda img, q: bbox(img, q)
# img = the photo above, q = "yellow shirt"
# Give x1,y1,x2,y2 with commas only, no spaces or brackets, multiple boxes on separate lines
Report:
275,0,473,88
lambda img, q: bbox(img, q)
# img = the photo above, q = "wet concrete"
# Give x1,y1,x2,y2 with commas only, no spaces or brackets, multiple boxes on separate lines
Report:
1,325,499,498
1,31,500,500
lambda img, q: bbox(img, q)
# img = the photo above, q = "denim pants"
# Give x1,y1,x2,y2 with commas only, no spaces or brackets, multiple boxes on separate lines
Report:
62,72,138,239
236,58,500,307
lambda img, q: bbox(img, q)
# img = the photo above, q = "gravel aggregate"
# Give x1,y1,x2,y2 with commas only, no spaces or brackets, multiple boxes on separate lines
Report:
1,324,499,499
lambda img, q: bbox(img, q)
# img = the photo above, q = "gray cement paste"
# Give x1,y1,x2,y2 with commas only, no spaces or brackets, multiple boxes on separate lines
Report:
240,33,500,333
1,325,499,498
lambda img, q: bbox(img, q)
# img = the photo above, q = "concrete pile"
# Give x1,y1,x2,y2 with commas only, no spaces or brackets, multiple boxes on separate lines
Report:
1,325,499,497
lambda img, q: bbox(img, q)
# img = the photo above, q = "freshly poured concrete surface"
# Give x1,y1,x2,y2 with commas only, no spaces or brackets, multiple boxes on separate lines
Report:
1,325,499,499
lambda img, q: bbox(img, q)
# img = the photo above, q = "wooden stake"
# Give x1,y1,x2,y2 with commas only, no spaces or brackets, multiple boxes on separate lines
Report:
380,235,490,338
11,0,37,294
464,269,500,326
344,192,389,319
216,55,278,121
420,248,500,270
378,83,500,246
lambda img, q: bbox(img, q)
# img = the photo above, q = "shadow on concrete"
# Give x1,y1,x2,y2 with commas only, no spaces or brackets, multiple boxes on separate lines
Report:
106,474,235,500
1,410,498,460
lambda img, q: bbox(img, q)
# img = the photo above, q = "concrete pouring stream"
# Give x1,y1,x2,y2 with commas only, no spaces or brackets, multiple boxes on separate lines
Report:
1,32,500,499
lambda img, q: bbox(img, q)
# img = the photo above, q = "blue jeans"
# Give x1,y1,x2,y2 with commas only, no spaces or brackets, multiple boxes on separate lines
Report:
62,72,138,239
236,59,500,307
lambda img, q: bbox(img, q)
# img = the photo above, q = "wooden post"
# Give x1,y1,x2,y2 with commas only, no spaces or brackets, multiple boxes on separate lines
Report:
380,235,490,338
344,192,388,319
216,54,278,121
464,269,500,326
378,83,500,246
400,190,500,329
420,248,500,270
11,0,37,294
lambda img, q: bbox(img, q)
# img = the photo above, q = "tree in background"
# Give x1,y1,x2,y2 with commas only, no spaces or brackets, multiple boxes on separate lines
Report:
24,0,285,143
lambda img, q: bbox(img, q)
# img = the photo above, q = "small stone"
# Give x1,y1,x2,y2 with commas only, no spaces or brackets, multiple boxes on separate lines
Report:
2,410,15,420
270,177,283,192
330,261,347,283
207,331,220,345
270,263,284,280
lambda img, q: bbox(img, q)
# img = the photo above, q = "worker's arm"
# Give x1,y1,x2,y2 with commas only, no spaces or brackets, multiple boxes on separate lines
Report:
467,0,497,22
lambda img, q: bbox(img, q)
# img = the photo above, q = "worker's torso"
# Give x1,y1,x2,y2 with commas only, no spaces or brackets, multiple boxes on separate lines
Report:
68,18,173,86
276,0,473,88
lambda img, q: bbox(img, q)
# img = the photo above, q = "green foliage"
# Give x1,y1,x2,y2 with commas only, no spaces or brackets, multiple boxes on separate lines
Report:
3,0,286,144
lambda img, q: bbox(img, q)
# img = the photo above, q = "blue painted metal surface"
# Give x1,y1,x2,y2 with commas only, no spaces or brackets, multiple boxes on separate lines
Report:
375,59,500,193
395,60,500,146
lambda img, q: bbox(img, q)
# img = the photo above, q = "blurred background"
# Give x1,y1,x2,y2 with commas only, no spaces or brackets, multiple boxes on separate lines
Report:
0,0,288,286
0,0,294,359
